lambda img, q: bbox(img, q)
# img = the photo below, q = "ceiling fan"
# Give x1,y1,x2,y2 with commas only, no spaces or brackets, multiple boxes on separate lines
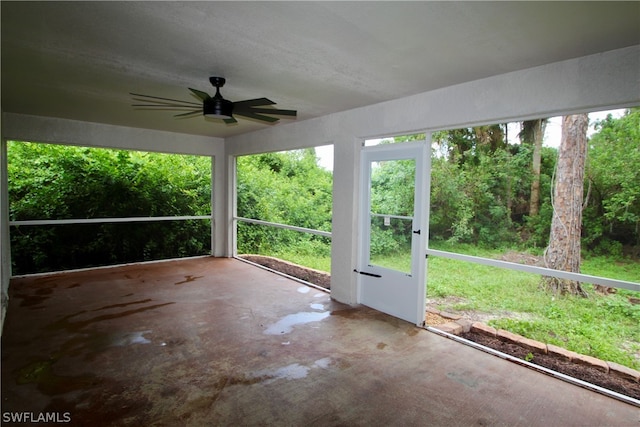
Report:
131,77,297,124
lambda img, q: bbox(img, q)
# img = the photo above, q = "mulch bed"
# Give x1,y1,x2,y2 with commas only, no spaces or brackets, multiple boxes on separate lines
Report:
239,255,331,289
238,254,640,401
462,331,640,400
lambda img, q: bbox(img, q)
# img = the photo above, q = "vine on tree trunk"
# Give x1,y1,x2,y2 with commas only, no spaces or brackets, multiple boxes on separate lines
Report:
543,114,589,297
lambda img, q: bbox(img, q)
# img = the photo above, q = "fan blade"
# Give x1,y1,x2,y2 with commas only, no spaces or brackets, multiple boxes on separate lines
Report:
189,88,211,101
233,111,280,123
130,92,201,107
132,104,201,109
223,117,238,124
244,107,297,117
174,110,202,118
233,98,275,109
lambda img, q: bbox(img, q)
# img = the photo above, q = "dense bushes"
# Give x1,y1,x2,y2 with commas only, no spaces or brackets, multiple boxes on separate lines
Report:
236,149,333,258
8,143,212,274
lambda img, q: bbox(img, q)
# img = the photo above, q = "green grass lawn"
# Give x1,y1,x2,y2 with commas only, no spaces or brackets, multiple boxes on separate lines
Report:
269,244,640,369
426,244,640,370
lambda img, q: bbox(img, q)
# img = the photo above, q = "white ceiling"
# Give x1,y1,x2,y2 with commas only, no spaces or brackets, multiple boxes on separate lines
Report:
2,1,639,139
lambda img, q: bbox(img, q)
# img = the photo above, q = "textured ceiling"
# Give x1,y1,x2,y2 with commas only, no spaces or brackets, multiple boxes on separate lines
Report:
2,1,639,138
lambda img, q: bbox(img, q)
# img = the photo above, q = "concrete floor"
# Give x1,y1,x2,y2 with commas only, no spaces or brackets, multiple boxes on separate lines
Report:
1,257,638,426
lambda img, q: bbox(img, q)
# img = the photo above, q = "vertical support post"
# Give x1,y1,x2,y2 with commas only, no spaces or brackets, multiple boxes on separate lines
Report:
330,138,360,304
212,151,230,257
210,155,216,256
423,132,433,306
226,154,237,257
0,136,11,333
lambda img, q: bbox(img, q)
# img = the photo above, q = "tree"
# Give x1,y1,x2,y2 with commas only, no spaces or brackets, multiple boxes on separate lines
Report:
543,114,589,296
520,119,547,217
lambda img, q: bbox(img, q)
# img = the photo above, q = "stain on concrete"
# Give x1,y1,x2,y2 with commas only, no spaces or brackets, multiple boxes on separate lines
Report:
446,371,479,389
15,358,98,396
406,327,420,337
47,303,175,333
175,275,203,285
92,299,153,311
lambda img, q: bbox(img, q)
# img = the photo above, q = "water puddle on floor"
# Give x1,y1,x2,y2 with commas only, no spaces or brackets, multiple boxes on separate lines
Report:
248,358,333,385
109,330,152,347
251,363,310,384
309,303,325,310
313,357,332,369
296,286,310,294
263,311,330,335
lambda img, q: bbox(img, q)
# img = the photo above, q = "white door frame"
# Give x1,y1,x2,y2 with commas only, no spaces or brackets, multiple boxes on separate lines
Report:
357,140,429,325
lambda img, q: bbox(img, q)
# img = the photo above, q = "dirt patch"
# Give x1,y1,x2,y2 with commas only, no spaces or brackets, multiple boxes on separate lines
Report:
426,312,449,326
427,296,540,324
500,250,545,266
240,254,639,401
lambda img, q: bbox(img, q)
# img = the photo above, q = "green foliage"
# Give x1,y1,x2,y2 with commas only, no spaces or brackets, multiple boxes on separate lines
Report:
429,136,533,247
369,158,414,255
236,149,333,258
8,142,212,274
429,111,637,255
585,108,640,252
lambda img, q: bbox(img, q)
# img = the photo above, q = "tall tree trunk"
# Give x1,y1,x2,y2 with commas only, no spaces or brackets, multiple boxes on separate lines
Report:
529,119,545,216
520,119,546,216
543,114,588,296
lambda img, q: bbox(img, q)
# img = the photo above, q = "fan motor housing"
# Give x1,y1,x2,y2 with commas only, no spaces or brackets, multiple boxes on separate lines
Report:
203,97,233,119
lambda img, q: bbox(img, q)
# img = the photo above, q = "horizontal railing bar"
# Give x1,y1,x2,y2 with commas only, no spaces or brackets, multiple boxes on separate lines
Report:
234,216,332,238
371,213,413,221
426,249,640,292
10,215,211,226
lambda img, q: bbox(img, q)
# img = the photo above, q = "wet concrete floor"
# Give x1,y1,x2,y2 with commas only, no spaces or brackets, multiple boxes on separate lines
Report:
1,257,638,426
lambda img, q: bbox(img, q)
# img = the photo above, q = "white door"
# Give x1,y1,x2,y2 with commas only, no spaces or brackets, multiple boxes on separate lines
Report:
357,141,428,325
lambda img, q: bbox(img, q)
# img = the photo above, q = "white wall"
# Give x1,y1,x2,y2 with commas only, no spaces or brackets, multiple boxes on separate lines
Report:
226,45,640,305
1,114,224,156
